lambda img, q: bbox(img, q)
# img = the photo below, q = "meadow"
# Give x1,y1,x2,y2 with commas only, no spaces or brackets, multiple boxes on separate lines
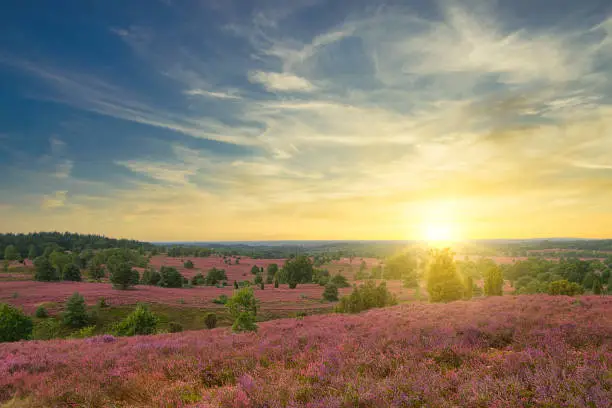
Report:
1,295,609,407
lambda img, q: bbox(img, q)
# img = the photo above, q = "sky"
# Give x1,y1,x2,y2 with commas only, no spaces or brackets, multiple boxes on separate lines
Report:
1,0,612,242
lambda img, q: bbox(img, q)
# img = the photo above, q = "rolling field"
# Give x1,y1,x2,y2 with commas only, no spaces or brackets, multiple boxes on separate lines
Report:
147,256,285,281
1,295,609,407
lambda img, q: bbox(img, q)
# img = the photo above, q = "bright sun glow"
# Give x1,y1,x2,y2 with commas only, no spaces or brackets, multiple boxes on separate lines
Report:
423,223,456,242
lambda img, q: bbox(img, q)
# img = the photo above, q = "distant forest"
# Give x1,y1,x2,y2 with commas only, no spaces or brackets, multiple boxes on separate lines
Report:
0,232,155,260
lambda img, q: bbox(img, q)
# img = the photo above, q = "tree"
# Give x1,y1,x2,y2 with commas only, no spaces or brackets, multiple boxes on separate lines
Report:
547,280,584,296
260,282,265,290
35,305,48,318
335,281,397,313
322,283,339,301
0,303,33,342
141,268,161,285
4,245,19,261
426,248,465,303
385,252,418,284
282,256,313,289
464,276,474,300
108,256,139,289
158,266,184,288
49,251,72,279
330,274,350,288
593,277,603,295
2,260,8,273
483,263,503,296
204,312,217,329
250,265,260,275
191,273,206,286
114,304,159,336
27,245,37,260
274,279,279,288
87,260,105,281
34,256,59,281
266,264,278,284
226,287,258,332
204,267,227,286
234,280,239,289
62,263,82,282
63,292,88,328
254,273,263,285
184,260,194,269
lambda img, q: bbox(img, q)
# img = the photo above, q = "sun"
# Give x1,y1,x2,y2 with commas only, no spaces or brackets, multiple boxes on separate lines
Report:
424,223,455,242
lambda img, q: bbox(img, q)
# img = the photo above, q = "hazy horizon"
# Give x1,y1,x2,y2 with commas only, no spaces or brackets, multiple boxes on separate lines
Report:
1,0,612,241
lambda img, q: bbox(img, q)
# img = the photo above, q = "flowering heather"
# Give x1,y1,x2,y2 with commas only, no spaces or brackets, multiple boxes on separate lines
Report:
0,295,610,407
148,256,285,281
0,281,358,313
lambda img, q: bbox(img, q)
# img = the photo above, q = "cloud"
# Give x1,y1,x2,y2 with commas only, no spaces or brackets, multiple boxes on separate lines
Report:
184,89,242,100
248,71,316,92
41,191,67,209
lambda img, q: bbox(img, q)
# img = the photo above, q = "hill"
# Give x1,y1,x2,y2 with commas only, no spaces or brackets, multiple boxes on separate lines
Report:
1,295,610,407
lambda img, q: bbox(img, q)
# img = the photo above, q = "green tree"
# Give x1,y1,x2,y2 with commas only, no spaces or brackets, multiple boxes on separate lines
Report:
464,276,474,300
266,263,278,284
0,303,33,342
483,263,503,296
250,265,260,275
4,245,19,261
547,280,584,296
34,256,59,281
322,283,339,301
592,277,603,295
204,267,227,286
108,256,139,289
191,273,205,285
62,263,82,281
158,266,183,288
274,279,279,288
226,287,258,332
184,260,194,269
254,273,263,285
234,280,239,289
49,251,72,278
385,252,417,283
87,260,105,281
2,260,8,273
63,292,89,328
141,268,161,285
330,274,350,288
335,281,397,313
426,248,465,303
35,305,48,318
282,256,313,289
27,245,37,260
114,304,159,336
204,312,217,329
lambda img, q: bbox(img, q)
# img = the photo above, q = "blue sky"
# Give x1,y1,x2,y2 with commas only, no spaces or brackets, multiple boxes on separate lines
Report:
1,0,612,241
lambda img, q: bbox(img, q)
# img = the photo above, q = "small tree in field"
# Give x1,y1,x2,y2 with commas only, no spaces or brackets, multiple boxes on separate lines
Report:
234,280,239,289
547,280,584,296
282,256,314,289
483,263,503,296
464,276,474,300
158,266,184,288
426,248,464,303
63,292,88,328
34,256,59,281
322,283,339,301
266,264,278,284
226,287,258,332
204,312,217,329
115,304,159,336
108,256,139,289
593,277,603,295
4,245,19,262
251,265,260,275
62,263,82,282
0,303,33,342
88,261,105,281
184,260,194,269
274,279,279,288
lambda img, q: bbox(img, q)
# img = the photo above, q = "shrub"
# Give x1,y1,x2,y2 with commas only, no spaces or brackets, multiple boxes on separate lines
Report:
251,265,260,275
114,304,159,336
184,260,194,269
226,287,258,332
234,280,239,289
108,256,139,290
260,282,265,290
141,268,161,285
427,248,465,303
0,303,33,342
32,318,62,340
266,264,278,284
34,256,59,281
35,305,48,318
274,279,279,288
168,322,183,333
70,326,96,339
593,278,603,295
254,273,263,285
335,281,397,314
88,261,105,281
322,283,339,301
63,292,89,328
483,264,503,296
547,280,584,296
191,273,206,285
212,294,229,305
158,266,184,288
204,312,217,329
464,276,473,300
385,252,417,282
97,297,109,308
330,274,350,288
62,263,82,282
283,256,314,288
204,268,227,286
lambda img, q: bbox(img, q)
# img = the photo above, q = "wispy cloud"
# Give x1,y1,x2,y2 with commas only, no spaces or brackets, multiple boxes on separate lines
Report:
248,71,316,92
41,191,67,209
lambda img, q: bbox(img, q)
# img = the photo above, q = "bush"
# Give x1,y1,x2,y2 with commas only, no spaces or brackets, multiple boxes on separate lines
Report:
226,287,258,332
141,268,161,285
260,282,265,290
34,256,59,281
88,261,105,281
274,279,279,288
114,304,159,336
158,266,184,288
212,294,229,305
234,280,239,289
204,268,227,286
254,274,263,285
330,274,350,288
282,256,314,288
97,297,109,308
427,248,465,303
483,264,503,296
191,273,206,286
184,260,194,269
168,322,183,333
63,292,89,328
32,318,62,340
35,305,48,318
251,265,260,275
0,303,33,342
70,326,96,339
266,264,278,284
322,283,339,301
204,312,217,329
62,263,82,282
108,256,139,290
547,280,584,296
335,281,397,314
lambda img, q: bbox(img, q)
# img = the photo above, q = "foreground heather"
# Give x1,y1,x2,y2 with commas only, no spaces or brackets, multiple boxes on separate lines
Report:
1,296,610,407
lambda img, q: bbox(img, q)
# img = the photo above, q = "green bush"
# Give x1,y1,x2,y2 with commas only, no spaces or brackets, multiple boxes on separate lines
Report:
108,256,139,289
191,273,206,285
226,287,258,332
62,263,82,282
0,303,33,342
330,274,350,288
63,292,89,328
35,305,48,318
158,266,184,288
547,280,584,296
141,268,161,285
427,248,465,303
32,318,63,340
212,294,229,305
114,304,159,336
184,260,194,269
168,322,183,333
97,297,109,308
204,268,227,286
335,281,397,314
254,274,263,285
204,312,217,329
70,326,96,339
322,283,339,301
